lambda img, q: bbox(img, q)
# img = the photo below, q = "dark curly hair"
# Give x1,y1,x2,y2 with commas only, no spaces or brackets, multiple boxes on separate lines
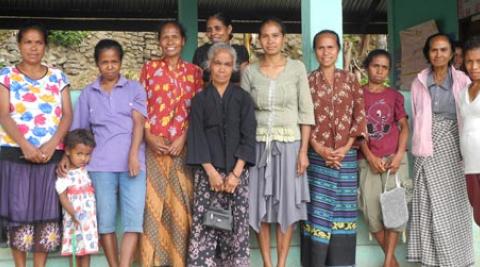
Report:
64,129,96,149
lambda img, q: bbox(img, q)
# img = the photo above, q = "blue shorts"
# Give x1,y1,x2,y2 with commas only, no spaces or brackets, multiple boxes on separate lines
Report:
89,171,146,234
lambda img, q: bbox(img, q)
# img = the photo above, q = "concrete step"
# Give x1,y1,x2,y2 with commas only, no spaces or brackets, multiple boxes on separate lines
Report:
0,244,418,267
2,214,479,267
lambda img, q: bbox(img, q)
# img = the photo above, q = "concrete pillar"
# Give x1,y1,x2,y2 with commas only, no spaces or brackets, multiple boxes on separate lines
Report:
178,0,198,61
301,0,343,72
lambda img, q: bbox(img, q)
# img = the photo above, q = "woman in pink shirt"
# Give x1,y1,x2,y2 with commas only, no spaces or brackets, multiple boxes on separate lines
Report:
408,33,474,267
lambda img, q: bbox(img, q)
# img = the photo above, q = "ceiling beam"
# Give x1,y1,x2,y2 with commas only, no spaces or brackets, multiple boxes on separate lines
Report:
359,0,382,33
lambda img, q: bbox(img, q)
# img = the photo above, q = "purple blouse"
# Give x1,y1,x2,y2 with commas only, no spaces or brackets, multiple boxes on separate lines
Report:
71,76,147,172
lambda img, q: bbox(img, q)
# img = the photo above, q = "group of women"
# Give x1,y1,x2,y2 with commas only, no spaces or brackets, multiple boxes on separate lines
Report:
0,10,479,267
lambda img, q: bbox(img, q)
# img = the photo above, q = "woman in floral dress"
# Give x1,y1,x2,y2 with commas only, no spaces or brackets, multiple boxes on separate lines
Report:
0,22,73,267
56,129,98,267
139,21,203,267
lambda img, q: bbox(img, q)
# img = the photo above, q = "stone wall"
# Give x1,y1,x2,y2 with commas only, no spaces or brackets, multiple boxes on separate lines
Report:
0,31,302,89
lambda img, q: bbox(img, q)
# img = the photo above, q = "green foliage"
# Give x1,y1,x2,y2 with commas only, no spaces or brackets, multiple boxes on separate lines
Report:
361,76,391,87
123,69,140,81
49,31,87,47
0,30,12,42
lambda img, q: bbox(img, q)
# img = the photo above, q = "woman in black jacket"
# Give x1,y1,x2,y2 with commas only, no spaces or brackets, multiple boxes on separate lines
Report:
186,42,256,267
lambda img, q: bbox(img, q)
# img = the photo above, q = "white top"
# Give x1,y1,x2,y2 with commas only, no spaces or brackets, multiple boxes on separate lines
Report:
0,66,69,148
459,86,480,174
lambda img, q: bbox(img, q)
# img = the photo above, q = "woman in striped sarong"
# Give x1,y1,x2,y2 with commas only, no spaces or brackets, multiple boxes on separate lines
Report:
139,21,203,267
408,33,474,267
301,30,366,267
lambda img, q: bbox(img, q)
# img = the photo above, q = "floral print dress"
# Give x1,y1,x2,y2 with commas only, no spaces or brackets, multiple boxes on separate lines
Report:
56,168,98,256
0,66,68,148
0,65,69,253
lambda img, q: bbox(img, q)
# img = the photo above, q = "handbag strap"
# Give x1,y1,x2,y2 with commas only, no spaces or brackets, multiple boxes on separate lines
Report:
208,191,233,212
383,169,401,193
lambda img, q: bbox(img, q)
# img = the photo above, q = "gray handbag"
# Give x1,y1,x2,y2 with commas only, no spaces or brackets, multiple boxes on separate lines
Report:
380,170,409,229
203,200,233,231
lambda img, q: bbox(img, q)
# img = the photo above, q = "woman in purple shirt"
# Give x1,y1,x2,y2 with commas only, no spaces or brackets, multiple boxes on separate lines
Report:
59,39,147,267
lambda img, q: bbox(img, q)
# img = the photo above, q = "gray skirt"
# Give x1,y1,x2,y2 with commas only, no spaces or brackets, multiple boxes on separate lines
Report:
248,141,310,233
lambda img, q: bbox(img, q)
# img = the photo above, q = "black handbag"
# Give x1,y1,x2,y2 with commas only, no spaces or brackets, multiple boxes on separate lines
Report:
202,198,233,231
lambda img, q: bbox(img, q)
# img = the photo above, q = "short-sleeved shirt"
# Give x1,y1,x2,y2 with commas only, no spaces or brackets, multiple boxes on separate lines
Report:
140,59,203,141
363,87,407,158
309,68,367,149
192,43,249,83
0,66,69,148
71,75,147,172
56,167,90,194
459,85,480,174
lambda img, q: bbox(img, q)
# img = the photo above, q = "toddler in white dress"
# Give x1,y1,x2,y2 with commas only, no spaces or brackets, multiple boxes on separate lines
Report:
56,129,98,267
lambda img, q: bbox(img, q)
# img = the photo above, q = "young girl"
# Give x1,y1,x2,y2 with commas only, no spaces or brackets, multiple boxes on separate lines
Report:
56,129,98,267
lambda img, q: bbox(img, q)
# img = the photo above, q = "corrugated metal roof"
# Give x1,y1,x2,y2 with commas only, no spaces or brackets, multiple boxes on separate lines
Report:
0,0,176,18
343,0,386,18
343,0,387,33
199,0,301,20
0,0,387,33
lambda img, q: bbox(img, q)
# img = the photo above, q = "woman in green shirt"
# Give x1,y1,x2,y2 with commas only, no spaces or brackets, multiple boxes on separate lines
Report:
241,17,315,267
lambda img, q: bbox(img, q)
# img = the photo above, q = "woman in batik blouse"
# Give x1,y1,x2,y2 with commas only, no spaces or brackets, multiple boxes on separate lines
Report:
139,21,203,267
301,30,366,267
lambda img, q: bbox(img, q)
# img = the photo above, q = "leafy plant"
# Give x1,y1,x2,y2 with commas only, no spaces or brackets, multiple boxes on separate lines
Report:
49,31,87,47
123,69,140,81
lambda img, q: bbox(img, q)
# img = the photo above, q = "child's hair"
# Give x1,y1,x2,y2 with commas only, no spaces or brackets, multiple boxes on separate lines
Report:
64,129,96,149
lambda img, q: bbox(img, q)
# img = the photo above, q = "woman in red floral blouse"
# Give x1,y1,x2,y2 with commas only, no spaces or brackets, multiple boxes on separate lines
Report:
301,30,366,267
138,21,203,267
